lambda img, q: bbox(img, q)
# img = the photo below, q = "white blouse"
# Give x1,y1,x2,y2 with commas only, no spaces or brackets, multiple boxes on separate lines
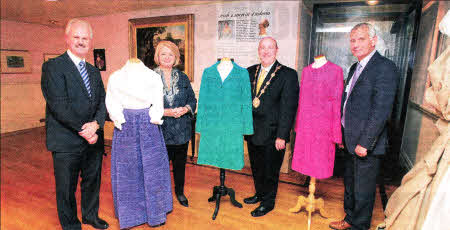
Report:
106,60,164,130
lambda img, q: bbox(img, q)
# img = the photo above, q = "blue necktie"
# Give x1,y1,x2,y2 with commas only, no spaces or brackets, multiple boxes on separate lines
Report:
79,61,92,97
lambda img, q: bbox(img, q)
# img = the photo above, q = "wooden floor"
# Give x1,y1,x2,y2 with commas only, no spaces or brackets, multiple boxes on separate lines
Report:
1,127,396,230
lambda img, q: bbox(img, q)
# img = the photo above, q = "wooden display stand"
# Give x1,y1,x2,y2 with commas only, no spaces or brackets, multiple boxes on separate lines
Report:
289,177,328,230
207,168,242,220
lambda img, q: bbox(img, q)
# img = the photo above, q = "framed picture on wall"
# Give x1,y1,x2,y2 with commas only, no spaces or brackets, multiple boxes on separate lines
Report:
1,50,32,74
93,49,106,71
43,53,60,62
129,14,194,81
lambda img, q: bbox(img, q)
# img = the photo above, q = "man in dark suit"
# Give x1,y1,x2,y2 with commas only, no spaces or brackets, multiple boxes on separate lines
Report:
244,37,299,217
41,19,109,230
329,23,399,230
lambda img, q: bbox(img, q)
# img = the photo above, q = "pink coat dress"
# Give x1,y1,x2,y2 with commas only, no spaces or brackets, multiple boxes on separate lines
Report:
291,61,343,179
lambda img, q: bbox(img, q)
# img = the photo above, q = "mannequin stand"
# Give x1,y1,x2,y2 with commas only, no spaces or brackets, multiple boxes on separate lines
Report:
289,177,328,230
208,168,242,220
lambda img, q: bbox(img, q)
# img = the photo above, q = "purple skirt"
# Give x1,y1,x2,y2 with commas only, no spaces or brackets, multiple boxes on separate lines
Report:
111,108,172,229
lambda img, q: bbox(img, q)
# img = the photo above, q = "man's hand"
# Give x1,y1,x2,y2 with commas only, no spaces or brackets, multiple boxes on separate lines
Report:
338,143,344,149
275,138,286,151
355,144,367,157
79,121,99,141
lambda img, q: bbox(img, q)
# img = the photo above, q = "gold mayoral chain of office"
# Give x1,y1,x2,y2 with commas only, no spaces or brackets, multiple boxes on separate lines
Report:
252,64,282,108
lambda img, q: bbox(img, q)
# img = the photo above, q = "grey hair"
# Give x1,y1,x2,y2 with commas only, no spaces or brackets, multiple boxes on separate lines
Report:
351,23,376,38
65,19,93,39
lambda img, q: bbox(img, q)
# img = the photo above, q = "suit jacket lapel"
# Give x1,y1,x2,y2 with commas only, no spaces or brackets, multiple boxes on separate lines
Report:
351,51,380,91
345,64,357,87
342,63,357,104
62,53,92,99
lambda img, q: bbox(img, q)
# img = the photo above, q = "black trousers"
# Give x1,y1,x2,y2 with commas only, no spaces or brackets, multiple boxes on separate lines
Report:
52,147,103,230
247,141,285,208
343,151,381,230
166,143,189,195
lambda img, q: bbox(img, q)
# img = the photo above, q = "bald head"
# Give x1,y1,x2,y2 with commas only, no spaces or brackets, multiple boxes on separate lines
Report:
259,37,278,49
258,37,278,67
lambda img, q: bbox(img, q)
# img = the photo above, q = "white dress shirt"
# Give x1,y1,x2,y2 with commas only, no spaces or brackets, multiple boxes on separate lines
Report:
106,60,164,129
67,49,85,72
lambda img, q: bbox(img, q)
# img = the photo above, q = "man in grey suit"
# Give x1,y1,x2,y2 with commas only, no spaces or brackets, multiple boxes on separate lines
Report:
41,19,108,230
329,23,399,230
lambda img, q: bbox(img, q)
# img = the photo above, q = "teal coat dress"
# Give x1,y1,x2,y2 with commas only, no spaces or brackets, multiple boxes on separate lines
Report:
196,62,253,170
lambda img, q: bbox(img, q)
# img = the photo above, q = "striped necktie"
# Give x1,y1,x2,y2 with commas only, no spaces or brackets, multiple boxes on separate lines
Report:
79,61,92,97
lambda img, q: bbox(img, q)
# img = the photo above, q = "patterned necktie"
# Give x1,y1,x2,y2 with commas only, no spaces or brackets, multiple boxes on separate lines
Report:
256,69,267,93
342,63,363,127
79,61,92,97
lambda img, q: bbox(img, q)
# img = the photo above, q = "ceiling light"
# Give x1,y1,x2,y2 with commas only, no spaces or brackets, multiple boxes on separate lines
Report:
366,0,379,6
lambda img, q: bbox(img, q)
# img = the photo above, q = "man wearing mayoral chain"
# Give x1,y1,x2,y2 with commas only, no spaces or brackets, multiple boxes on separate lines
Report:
244,37,299,217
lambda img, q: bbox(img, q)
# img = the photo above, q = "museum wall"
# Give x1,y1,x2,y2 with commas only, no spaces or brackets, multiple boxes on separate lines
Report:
80,1,300,143
84,1,300,91
0,1,300,135
2,0,447,174
0,1,301,173
82,1,300,172
0,20,66,134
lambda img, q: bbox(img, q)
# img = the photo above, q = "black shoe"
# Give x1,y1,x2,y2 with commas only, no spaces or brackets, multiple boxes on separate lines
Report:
82,217,109,229
176,194,189,207
251,205,274,217
243,195,261,204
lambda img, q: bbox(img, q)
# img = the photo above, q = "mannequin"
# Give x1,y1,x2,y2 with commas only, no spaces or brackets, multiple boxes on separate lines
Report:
207,57,242,220
311,55,328,69
290,55,343,230
300,54,328,189
196,57,253,219
106,59,171,229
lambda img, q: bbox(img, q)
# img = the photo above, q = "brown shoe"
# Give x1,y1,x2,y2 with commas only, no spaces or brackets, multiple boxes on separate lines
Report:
329,220,351,230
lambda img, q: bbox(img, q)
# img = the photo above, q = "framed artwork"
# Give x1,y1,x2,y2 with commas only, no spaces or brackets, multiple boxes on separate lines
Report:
43,53,60,62
1,50,32,74
93,49,106,71
129,14,194,81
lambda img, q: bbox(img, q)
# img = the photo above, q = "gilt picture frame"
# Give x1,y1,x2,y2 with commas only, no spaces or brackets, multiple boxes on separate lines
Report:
129,14,194,81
